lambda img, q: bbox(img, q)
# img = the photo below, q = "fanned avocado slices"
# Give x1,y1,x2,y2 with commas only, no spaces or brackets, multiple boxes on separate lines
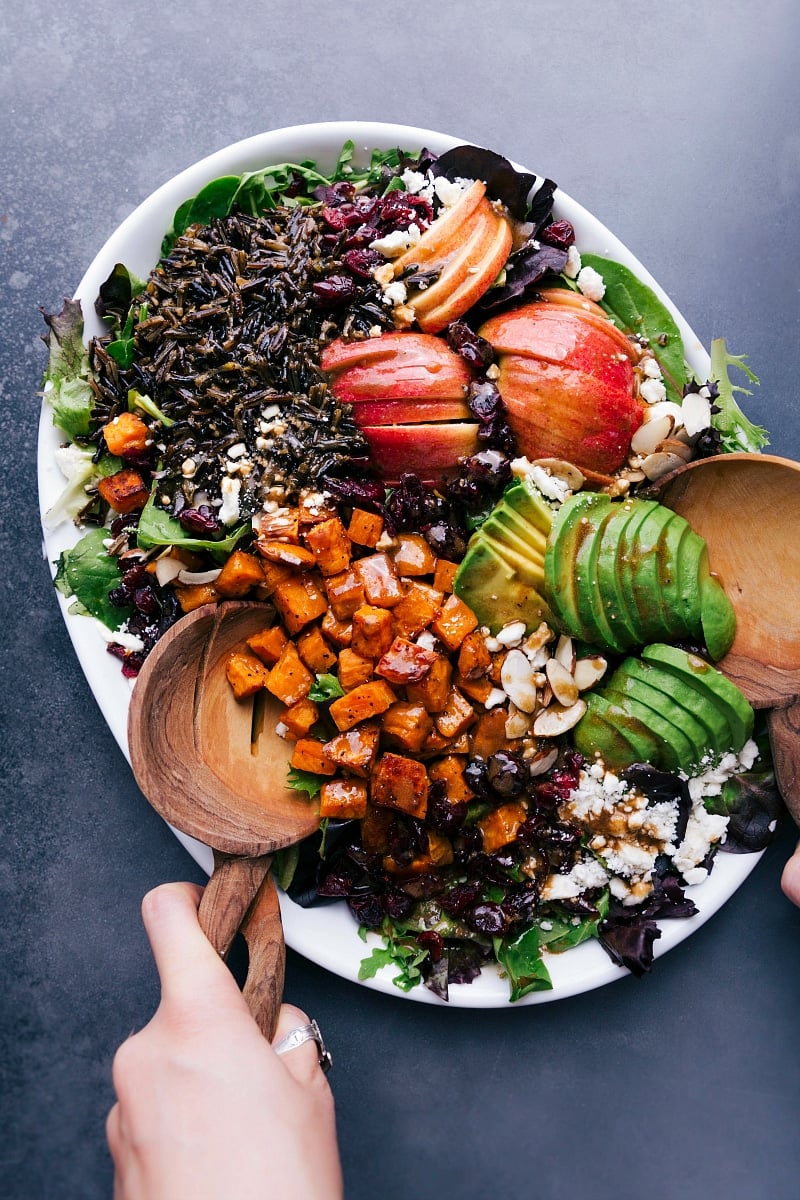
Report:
641,644,753,749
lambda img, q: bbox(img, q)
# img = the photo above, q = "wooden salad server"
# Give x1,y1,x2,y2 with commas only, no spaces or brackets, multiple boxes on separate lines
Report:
127,601,319,1038
659,453,800,822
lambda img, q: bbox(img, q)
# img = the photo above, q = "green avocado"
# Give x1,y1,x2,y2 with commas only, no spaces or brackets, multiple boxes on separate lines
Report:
698,566,737,661
655,513,698,640
594,499,644,648
573,692,663,769
544,491,612,641
502,478,555,536
641,643,754,751
626,503,678,644
573,505,629,652
621,655,730,756
453,534,553,633
604,665,708,769
481,509,546,577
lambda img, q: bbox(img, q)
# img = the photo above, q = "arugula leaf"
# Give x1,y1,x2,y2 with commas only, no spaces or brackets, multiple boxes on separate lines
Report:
357,922,429,991
709,338,769,453
308,673,345,703
286,768,325,799
136,492,249,557
577,253,687,402
495,925,553,1000
107,303,147,368
41,299,95,439
127,389,175,427
54,527,130,628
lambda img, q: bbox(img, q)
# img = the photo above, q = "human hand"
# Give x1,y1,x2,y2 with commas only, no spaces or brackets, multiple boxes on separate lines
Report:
782,841,800,907
106,882,343,1200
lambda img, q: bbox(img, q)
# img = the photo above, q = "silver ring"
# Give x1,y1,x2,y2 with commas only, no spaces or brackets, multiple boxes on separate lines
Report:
273,1018,332,1073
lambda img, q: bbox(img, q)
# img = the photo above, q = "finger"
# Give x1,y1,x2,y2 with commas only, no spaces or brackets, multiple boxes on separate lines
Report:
105,1102,122,1161
271,1003,329,1086
781,840,800,906
141,882,250,1015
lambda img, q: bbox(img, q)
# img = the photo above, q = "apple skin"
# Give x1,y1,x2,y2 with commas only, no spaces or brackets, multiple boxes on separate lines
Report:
360,423,480,483
321,332,472,402
348,398,472,424
479,298,643,475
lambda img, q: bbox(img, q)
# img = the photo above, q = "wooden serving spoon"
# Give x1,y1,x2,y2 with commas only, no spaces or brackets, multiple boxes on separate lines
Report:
127,600,319,1038
658,452,800,821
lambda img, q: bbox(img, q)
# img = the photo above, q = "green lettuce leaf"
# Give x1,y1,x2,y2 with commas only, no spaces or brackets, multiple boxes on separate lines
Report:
44,445,122,529
41,299,95,439
308,673,345,703
136,492,249,557
495,925,553,1000
54,527,129,628
709,338,769,453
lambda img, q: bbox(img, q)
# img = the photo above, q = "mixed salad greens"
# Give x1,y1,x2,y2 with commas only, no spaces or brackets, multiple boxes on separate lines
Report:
41,137,779,1001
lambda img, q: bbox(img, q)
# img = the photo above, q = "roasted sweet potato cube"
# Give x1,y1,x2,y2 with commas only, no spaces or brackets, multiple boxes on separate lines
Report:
337,648,374,691
478,802,528,854
272,573,328,634
321,609,353,648
430,593,479,652
328,679,396,732
455,673,494,705
347,508,384,549
280,697,319,739
246,624,288,665
488,651,508,686
298,492,338,525
256,558,294,597
266,642,314,706
384,831,453,875
175,582,219,613
360,804,394,854
429,755,474,804
291,738,337,776
323,722,380,777
381,702,433,754
375,637,437,686
319,778,369,820
226,652,270,699
458,630,492,680
435,687,477,740
470,708,515,759
296,624,338,673
214,551,265,598
405,654,453,713
324,568,365,620
355,553,404,607
96,468,150,514
391,533,437,577
102,411,150,457
391,582,443,638
432,558,459,594
352,605,394,659
257,540,316,569
371,752,429,818
303,516,352,576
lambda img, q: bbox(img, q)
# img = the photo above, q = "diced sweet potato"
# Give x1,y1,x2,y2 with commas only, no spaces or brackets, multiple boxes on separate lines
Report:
272,573,328,634
371,752,429,819
430,593,479,652
298,492,338,525
257,540,316,569
290,738,337,776
321,609,353,648
303,516,352,576
455,673,495,705
429,755,474,804
215,551,266,598
337,647,374,691
390,533,437,577
435,687,477,740
102,411,150,457
96,468,150,513
347,508,384,549
478,802,528,854
246,624,288,665
175,582,219,612
319,778,369,820
324,568,365,620
360,804,394,854
256,558,294,597
458,630,492,679
375,637,437,685
328,679,396,731
391,582,443,638
381,701,433,754
470,708,515,759
432,558,459,594
352,605,394,659
384,831,453,875
266,642,314,706
280,697,319,739
226,652,270,699
322,722,380,777
296,624,338,673
354,553,404,607
405,654,453,713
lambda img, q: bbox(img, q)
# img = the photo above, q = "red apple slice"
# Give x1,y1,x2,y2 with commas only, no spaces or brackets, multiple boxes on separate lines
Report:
390,179,487,273
322,332,471,402
348,398,472,424
360,423,480,483
415,213,513,333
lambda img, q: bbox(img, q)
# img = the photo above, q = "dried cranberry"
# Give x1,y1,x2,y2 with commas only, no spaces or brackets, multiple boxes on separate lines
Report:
312,275,358,307
446,320,495,370
106,643,145,676
382,886,415,921
540,219,576,250
342,224,380,250
321,203,365,231
321,474,386,511
347,893,383,928
313,180,355,205
487,750,529,798
379,193,433,231
424,521,467,560
417,930,444,963
342,248,383,278
442,880,482,917
465,901,509,936
467,380,503,422
426,780,468,836
110,513,140,537
179,505,223,537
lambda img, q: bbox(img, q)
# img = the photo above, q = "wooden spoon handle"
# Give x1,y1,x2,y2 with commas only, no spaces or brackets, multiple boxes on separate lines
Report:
198,849,274,957
768,700,800,826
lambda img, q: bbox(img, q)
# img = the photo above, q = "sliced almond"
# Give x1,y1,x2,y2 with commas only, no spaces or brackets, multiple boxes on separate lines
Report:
630,413,673,456
495,619,527,647
523,622,554,655
573,656,608,691
532,458,586,491
176,567,222,585
680,391,712,438
659,437,693,462
546,658,579,706
153,555,186,586
500,648,539,713
524,745,559,776
641,450,690,481
554,634,575,671
505,703,532,739
532,698,587,737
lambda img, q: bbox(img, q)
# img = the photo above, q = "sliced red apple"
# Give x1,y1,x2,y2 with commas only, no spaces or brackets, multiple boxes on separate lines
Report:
391,179,488,273
322,332,471,402
479,299,643,475
414,213,512,333
360,423,480,483
348,398,472,424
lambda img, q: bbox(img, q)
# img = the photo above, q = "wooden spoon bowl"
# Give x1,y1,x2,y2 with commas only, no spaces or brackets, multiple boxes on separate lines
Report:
128,600,319,1036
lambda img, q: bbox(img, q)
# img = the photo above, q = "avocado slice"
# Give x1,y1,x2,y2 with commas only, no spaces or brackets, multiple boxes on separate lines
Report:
613,498,662,645
595,499,645,649
454,534,553,633
502,478,555,536
698,565,736,661
481,509,546,574
599,685,687,772
574,692,663,769
673,528,706,631
655,513,698,640
544,491,612,640
641,643,754,751
605,666,708,769
627,503,678,644
621,655,730,756
573,505,629,652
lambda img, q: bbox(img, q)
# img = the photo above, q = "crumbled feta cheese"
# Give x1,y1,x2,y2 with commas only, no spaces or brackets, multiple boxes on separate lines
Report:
543,856,610,900
564,245,582,279
92,621,146,652
219,476,241,525
370,224,422,258
227,442,247,459
401,169,428,195
495,621,527,647
433,176,471,208
576,265,606,302
639,377,668,405
484,688,508,710
382,280,408,307
672,805,729,881
641,356,663,379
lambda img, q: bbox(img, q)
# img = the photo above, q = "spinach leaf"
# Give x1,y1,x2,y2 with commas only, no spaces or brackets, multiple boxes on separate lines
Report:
54,527,129,628
495,925,553,1000
107,303,147,368
41,299,95,439
136,492,249,557
539,891,609,953
308,673,345,703
578,253,687,402
708,338,768,453
286,768,325,799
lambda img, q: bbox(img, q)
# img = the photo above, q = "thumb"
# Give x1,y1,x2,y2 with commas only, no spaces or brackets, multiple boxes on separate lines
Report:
781,841,800,907
141,881,250,1015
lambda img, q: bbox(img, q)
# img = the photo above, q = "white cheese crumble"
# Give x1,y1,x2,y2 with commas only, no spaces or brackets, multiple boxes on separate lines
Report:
564,245,582,279
640,378,668,405
576,265,606,302
543,856,610,901
370,224,422,258
218,476,242,525
433,175,471,208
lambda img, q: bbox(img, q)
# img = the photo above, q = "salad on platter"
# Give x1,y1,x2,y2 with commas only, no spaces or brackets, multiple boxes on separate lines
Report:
41,133,782,1003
